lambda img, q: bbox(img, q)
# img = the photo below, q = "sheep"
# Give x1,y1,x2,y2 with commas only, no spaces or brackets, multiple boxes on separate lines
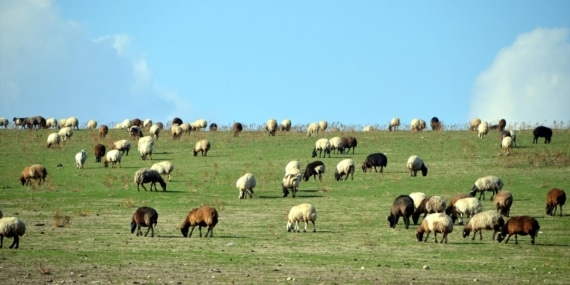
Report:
497,216,540,245
111,139,130,156
19,164,48,186
155,122,164,130
64,116,79,130
150,161,174,181
280,119,291,131
120,118,132,131
141,118,152,129
191,119,207,131
445,193,471,215
412,196,447,225
172,117,183,126
171,124,182,140
149,124,160,140
303,161,326,182
134,168,167,191
287,203,317,233
45,118,57,129
546,188,566,217
340,136,357,154
469,118,481,131
87,120,97,130
450,197,483,225
410,118,425,132
470,175,504,201
478,121,489,138
312,138,330,158
282,172,303,198
409,192,427,211
306,122,320,137
179,123,192,135
58,126,73,141
363,125,374,132
430,117,442,131
406,155,428,177
494,191,513,217
138,136,155,160
0,217,26,249
193,139,211,156
104,149,122,168
99,125,109,138
361,153,388,173
236,173,256,199
533,126,552,144
334,159,355,181
319,120,328,132
509,130,517,147
501,136,513,155
180,206,219,238
130,206,158,237
232,122,243,137
387,195,415,229
0,117,9,128
498,119,506,131
462,210,505,241
93,144,106,163
500,129,517,148
130,126,144,140
46,133,61,148
75,149,87,169
415,213,454,243
13,117,26,129
209,123,218,131
266,118,278,136
285,160,301,175
388,117,400,131
328,136,344,154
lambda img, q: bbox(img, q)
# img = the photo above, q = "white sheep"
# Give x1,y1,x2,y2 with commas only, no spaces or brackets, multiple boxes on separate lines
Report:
319,120,328,132
282,172,303,198
409,192,427,210
334,158,355,181
237,173,256,199
469,118,481,131
138,136,155,160
87,120,97,130
462,210,505,241
501,136,513,155
191,119,208,131
120,118,132,131
413,195,447,225
149,124,161,140
104,149,123,168
65,116,79,129
58,118,67,128
389,117,400,131
285,160,301,175
58,126,73,141
451,197,483,225
180,123,192,135
406,155,428,177
150,161,174,181
0,216,26,249
363,125,374,132
287,203,317,232
134,168,167,191
312,138,330,158
307,122,320,137
470,175,504,201
75,149,87,169
266,118,278,136
112,139,131,156
415,213,453,243
46,133,61,148
328,136,344,154
478,121,489,138
171,124,182,139
410,118,425,132
280,119,292,131
193,139,211,156
45,118,58,129
143,118,153,128
0,117,8,128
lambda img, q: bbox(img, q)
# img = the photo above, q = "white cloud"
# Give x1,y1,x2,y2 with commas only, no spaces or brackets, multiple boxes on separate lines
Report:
469,28,570,127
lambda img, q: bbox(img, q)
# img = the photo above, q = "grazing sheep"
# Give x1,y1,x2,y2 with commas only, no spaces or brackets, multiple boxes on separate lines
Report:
306,122,320,137
75,149,87,169
462,210,505,241
445,193,471,215
340,136,357,154
58,126,73,141
389,117,400,131
237,173,256,199
415,213,454,243
104,149,122,168
87,120,97,130
410,118,425,132
0,217,26,249
150,161,174,181
470,175,504,201
45,118,57,129
179,123,192,135
501,136,513,155
99,125,109,138
285,160,301,174
334,159,355,181
266,118,278,136
46,133,61,148
412,196,447,225
361,153,388,173
387,195,415,229
232,122,243,137
328,136,344,154
130,126,144,140
409,192,427,211
312,138,330,158
282,172,303,198
469,118,481,131
130,206,158,237
546,188,566,217
143,118,153,128
497,216,540,245
494,191,513,217
450,197,483,225
134,168,166,191
303,161,326,182
478,121,489,138
191,119,208,131
193,139,211,156
149,124,160,140
500,130,517,148
280,119,291,131
171,124,182,140
533,126,552,144
0,117,9,128
319,120,328,132
209,123,218,131
498,119,506,131
119,119,132,131
430,117,442,131
19,164,48,186
137,136,155,160
93,144,106,163
13,117,26,129
112,139,131,156
406,155,428,177
287,203,317,232
180,206,219,238
64,116,79,130
363,125,374,132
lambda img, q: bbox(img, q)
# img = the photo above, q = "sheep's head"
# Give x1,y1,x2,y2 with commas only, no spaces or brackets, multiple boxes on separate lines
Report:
387,214,396,228
286,221,293,232
311,149,317,158
496,232,506,243
181,226,189,237
462,229,471,238
130,220,137,234
19,176,27,185
158,180,167,191
415,228,424,242
546,205,554,216
420,164,428,176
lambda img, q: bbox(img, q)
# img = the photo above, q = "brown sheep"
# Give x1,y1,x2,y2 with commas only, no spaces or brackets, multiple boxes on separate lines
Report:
498,119,506,131
445,193,471,215
546,188,566,217
19,164,48,186
387,195,415,229
172,117,183,126
497,216,540,245
494,191,513,217
98,125,109,138
180,206,219,238
232,122,243,137
130,207,158,237
131,118,142,127
340,136,357,154
415,213,454,243
93,144,106,163
430,117,442,131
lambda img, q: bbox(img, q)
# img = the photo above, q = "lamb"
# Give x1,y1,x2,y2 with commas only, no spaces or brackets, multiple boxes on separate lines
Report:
282,172,303,198
87,120,97,130
236,173,256,199
340,136,357,154
143,118,153,128
58,126,73,141
93,144,106,163
494,191,513,217
470,175,504,201
462,210,505,241
130,206,158,237
287,203,317,233
303,161,326,182
306,122,320,137
137,136,155,160
134,168,167,191
150,161,174,181
99,125,109,138
75,149,87,169
130,126,144,140
232,122,243,137
497,216,540,245
112,139,131,156
266,118,278,136
149,124,160,140
328,136,344,154
46,133,61,148
0,117,9,128
445,193,471,215
388,117,400,131
450,197,483,225
501,136,513,155
285,160,301,175
430,117,442,131
533,126,552,144
180,206,219,238
498,119,506,131
469,118,481,131
319,120,328,132
361,153,388,173
478,121,489,138
546,188,566,217
0,216,26,249
334,159,355,181
280,119,292,131
406,155,428,177
19,164,48,186
103,149,122,168
171,124,182,140
387,195,415,229
415,213,453,243
312,138,330,158
193,139,211,156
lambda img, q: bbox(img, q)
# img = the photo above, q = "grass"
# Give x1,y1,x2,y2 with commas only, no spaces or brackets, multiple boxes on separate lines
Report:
0,126,569,284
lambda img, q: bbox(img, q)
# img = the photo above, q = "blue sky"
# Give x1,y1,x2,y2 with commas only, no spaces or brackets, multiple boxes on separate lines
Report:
1,0,569,129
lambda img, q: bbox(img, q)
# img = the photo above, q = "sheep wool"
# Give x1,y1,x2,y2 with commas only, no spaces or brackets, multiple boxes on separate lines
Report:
312,138,330,158
20,164,48,186
287,203,317,232
150,161,174,181
328,137,344,154
58,126,73,141
0,216,26,249
497,216,540,245
546,188,566,217
285,160,301,175
501,136,513,155
149,124,160,140
112,139,131,156
87,120,97,130
282,172,303,198
478,121,489,138
138,136,155,160
46,133,61,148
409,192,427,210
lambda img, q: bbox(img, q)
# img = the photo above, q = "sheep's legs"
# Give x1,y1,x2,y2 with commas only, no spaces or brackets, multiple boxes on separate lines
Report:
9,236,19,249
423,232,431,242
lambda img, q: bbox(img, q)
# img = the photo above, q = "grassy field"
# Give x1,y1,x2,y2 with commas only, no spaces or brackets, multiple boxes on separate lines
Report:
0,125,569,284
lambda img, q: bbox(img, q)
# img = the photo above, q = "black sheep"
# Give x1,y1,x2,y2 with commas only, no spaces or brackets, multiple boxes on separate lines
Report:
340,136,357,154
387,195,415,229
303,161,326,182
361,153,388,173
533,126,552,144
131,206,158,237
